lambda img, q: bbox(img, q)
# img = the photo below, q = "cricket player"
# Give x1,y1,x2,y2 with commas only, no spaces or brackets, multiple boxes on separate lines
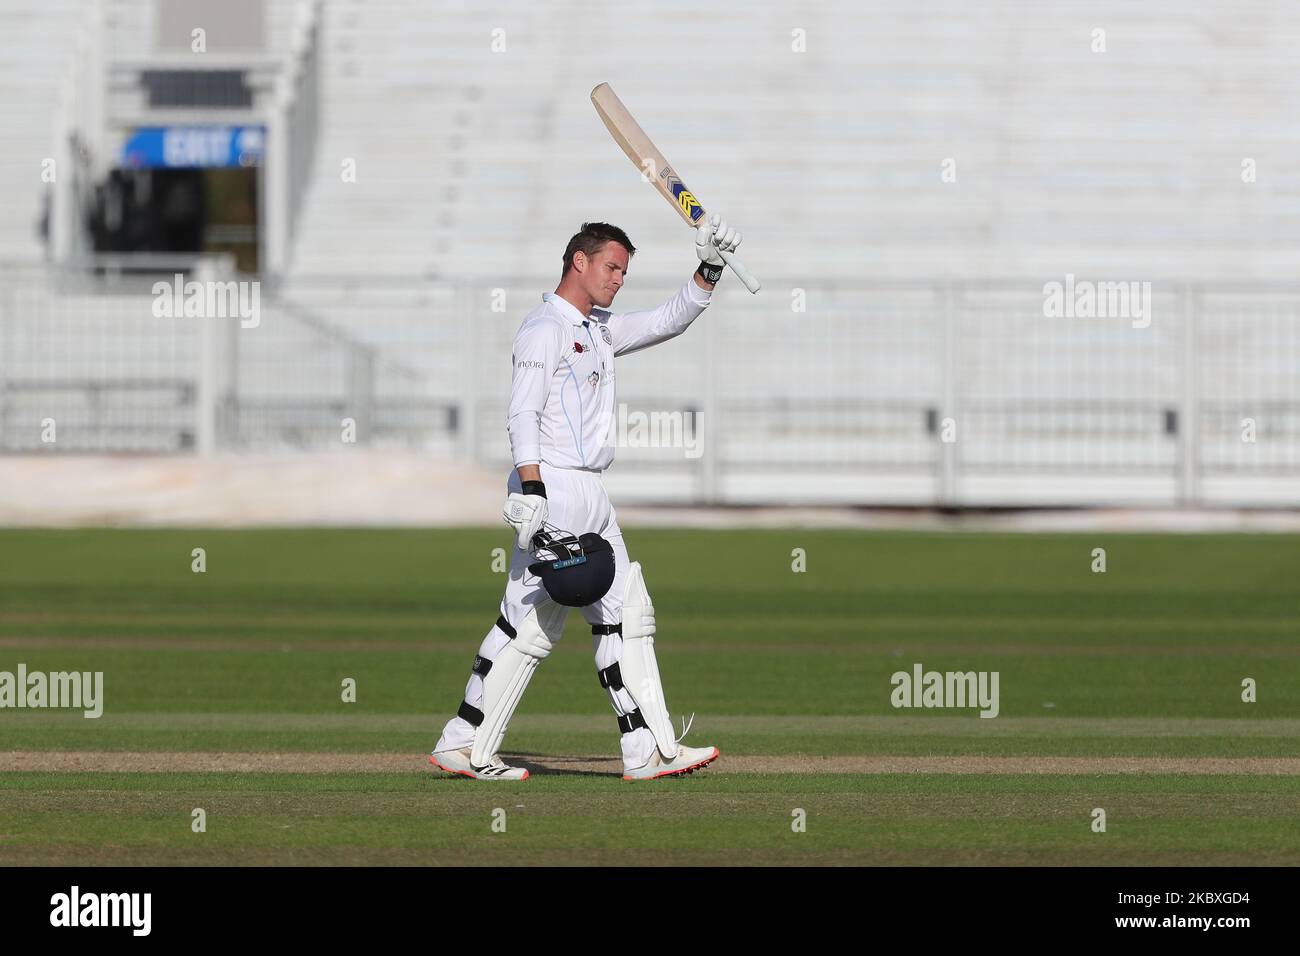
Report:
430,215,743,780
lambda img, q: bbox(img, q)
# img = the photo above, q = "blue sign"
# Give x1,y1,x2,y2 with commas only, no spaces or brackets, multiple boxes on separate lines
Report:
121,126,266,169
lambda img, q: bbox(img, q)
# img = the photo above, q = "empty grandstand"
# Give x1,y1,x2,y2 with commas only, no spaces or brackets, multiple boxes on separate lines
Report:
1,0,1298,507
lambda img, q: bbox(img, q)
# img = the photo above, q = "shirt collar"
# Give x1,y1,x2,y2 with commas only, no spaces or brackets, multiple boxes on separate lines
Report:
542,291,591,327
542,291,612,326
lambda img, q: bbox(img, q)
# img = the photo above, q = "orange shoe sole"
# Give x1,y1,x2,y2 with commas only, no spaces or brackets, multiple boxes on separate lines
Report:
623,747,719,780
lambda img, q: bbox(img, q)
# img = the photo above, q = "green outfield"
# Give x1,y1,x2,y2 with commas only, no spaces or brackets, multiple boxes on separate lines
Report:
1,528,1297,866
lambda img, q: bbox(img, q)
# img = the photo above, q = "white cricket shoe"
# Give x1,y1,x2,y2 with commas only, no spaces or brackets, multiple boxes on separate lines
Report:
623,743,719,781
429,746,529,780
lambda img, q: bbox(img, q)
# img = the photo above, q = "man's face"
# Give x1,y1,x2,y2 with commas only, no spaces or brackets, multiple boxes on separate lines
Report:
577,241,628,308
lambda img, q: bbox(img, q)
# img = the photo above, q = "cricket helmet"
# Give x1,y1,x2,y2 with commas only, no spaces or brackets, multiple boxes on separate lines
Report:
527,525,616,608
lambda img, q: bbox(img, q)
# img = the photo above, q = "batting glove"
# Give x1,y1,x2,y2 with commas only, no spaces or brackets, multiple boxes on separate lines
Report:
503,481,548,550
695,213,741,266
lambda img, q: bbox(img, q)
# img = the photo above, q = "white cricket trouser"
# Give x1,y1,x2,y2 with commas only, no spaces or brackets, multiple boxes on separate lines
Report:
435,462,658,769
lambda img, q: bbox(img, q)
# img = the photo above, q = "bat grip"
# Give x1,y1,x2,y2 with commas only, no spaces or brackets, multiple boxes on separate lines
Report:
718,248,761,294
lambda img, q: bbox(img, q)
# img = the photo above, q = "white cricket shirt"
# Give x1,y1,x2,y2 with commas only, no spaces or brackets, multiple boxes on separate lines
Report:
506,277,711,472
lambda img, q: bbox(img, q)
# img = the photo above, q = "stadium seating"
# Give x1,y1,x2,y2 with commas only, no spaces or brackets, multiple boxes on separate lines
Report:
287,0,1300,282
1,1,1298,506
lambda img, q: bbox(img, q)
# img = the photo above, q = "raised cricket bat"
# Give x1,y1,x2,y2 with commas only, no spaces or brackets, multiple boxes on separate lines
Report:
591,82,760,294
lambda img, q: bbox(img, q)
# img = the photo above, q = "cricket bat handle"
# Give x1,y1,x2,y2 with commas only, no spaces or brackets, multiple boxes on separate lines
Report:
718,248,761,294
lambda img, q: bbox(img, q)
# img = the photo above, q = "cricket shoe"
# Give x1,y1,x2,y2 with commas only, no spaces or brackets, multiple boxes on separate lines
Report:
429,746,529,780
623,743,719,781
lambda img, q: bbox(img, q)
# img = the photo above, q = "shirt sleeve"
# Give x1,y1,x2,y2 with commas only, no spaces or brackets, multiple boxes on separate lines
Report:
608,277,711,357
506,316,564,468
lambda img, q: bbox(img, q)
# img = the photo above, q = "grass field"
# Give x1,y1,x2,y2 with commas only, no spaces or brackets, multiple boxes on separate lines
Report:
1,528,1297,866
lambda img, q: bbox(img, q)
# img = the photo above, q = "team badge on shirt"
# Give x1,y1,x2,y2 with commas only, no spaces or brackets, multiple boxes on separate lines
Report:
588,371,600,387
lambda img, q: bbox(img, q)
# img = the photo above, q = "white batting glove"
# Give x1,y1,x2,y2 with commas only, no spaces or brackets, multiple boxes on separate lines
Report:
695,213,742,267
503,490,548,550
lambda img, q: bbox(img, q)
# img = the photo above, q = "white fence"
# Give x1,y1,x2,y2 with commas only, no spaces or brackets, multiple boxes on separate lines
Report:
2,267,1298,507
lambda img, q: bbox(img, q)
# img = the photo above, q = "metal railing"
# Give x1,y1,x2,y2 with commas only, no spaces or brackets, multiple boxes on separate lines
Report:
3,270,1299,506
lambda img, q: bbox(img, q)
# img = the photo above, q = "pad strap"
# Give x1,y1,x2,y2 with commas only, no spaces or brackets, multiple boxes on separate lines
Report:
458,700,484,726
597,661,623,690
617,710,648,734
